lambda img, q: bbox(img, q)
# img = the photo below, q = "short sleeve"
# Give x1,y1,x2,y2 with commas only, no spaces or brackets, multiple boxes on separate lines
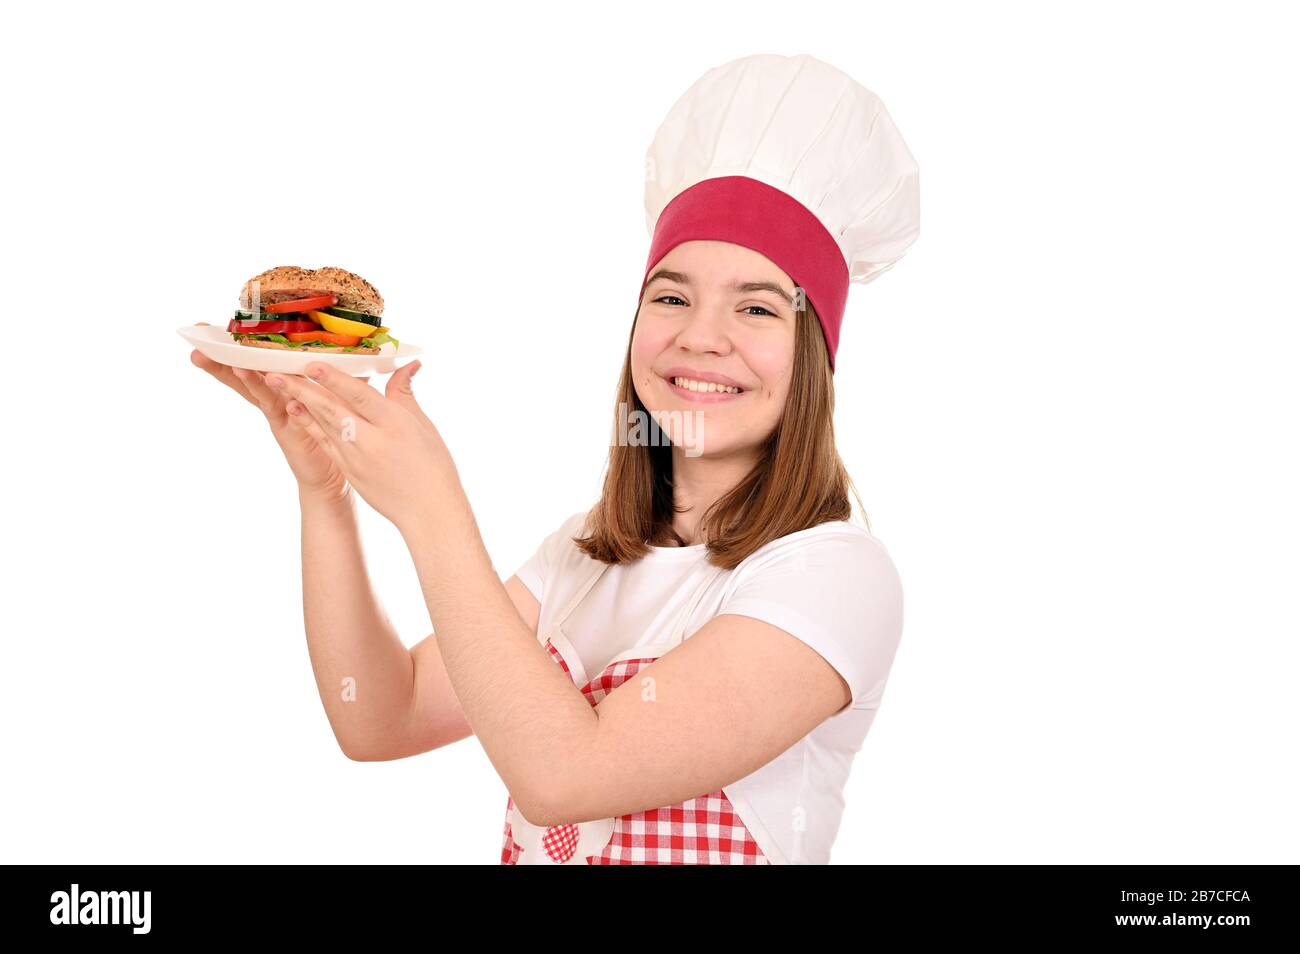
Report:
716,528,904,710
512,510,588,606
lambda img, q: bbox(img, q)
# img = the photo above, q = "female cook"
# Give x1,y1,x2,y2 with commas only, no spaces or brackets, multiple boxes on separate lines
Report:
190,52,920,864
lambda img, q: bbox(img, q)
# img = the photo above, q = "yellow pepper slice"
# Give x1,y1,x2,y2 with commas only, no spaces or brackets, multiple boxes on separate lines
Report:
308,310,386,338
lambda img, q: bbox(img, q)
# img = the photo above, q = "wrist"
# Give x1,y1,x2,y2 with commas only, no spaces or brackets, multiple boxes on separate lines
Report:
398,488,487,562
298,484,355,513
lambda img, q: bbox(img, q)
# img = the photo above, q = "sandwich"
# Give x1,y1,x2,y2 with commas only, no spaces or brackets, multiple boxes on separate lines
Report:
227,265,398,354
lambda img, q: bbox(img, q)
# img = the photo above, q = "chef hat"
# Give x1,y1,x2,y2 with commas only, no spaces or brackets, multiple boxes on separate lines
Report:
642,53,920,372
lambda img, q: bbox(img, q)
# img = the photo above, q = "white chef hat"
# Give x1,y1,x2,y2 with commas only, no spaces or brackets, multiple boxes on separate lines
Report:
642,53,920,372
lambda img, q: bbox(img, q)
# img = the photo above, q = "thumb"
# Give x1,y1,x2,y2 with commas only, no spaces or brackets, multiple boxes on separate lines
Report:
386,360,425,411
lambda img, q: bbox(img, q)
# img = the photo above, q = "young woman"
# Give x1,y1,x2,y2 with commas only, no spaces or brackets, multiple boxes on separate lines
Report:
190,53,919,864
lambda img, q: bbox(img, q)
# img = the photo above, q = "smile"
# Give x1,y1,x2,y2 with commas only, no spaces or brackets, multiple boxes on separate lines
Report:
663,375,747,402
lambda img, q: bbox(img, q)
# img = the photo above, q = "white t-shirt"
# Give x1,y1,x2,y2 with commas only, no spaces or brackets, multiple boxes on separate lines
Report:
512,510,905,864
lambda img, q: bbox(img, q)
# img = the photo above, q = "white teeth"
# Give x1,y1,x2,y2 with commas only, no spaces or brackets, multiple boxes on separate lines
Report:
673,376,741,394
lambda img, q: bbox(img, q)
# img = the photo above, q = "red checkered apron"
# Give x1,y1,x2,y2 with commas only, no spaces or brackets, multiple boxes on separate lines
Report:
499,557,770,865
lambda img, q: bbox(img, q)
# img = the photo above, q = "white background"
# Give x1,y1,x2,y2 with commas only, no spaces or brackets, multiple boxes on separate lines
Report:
1,0,1295,864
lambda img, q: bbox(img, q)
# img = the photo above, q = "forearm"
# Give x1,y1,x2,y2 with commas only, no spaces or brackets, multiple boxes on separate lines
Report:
299,487,415,759
399,488,598,817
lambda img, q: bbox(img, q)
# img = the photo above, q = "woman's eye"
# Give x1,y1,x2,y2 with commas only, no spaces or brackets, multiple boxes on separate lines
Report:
654,295,687,306
743,305,777,317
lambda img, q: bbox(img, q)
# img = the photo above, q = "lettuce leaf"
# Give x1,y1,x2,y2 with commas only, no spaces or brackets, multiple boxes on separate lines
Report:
358,332,399,350
234,330,397,352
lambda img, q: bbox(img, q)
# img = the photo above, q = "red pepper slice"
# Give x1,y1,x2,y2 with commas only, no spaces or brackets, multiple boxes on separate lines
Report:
262,294,339,314
227,317,324,335
285,331,362,346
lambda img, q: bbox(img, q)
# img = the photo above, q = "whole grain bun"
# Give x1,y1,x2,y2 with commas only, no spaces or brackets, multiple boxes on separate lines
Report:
239,265,384,316
237,338,380,355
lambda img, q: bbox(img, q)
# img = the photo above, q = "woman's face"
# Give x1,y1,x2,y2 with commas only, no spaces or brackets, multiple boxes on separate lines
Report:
631,240,798,458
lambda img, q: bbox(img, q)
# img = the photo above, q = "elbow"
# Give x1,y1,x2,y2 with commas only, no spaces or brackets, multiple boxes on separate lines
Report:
339,736,396,762
512,778,579,829
343,741,410,762
511,790,559,828
335,729,373,761
334,717,414,761
513,742,609,825
342,741,374,762
514,772,612,828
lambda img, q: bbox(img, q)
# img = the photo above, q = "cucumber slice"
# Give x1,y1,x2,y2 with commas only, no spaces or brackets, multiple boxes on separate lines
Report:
321,306,382,327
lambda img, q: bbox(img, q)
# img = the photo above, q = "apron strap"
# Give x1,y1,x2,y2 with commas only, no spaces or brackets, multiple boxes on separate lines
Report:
542,552,726,649
668,563,729,643
541,557,611,644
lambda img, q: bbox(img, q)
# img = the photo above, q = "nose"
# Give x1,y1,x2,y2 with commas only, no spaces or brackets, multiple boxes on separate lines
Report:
672,300,733,359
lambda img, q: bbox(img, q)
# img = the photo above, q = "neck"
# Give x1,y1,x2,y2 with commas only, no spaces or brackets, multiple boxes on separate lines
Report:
666,443,761,545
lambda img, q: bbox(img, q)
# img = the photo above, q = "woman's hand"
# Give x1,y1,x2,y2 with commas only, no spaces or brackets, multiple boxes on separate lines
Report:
189,322,354,502
264,358,458,537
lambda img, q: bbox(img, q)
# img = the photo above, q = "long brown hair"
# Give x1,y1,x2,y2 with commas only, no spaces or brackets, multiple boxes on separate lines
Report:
573,295,869,570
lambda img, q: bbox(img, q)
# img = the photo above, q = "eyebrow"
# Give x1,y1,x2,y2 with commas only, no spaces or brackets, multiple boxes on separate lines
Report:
644,269,795,308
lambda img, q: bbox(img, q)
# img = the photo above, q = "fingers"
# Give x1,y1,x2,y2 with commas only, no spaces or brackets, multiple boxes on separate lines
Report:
285,398,347,466
384,360,429,423
263,371,358,442
232,366,285,414
191,349,259,407
296,361,390,425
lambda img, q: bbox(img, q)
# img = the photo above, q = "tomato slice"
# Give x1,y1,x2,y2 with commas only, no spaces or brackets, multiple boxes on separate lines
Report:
285,331,363,346
262,294,339,314
228,317,324,334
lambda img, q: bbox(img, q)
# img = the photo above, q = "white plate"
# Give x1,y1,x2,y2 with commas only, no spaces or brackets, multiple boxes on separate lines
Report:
178,324,422,376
